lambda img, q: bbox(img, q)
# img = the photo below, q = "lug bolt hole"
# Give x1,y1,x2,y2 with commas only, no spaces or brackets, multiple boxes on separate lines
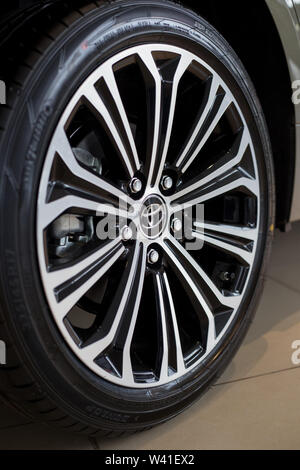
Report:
129,177,143,194
121,225,133,241
147,249,159,265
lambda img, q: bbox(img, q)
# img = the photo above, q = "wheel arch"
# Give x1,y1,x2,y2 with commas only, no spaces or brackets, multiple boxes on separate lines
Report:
184,0,297,228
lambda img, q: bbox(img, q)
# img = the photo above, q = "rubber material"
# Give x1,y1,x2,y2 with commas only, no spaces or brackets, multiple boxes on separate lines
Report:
0,0,275,436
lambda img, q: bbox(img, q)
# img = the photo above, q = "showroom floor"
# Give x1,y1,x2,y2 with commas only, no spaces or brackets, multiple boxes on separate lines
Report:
0,222,300,450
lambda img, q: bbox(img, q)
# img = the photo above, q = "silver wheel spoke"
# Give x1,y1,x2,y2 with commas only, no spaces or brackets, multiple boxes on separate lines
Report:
121,243,147,383
162,236,216,350
155,272,185,380
170,127,255,211
99,64,141,172
175,75,231,173
79,242,147,384
48,238,125,322
194,221,258,241
192,230,254,265
82,84,140,177
39,196,128,231
193,220,257,265
163,234,240,311
172,176,257,213
38,126,131,230
49,125,131,204
138,50,191,187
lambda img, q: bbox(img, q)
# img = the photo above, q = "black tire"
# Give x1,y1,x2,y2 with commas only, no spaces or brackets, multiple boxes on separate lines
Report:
0,0,275,436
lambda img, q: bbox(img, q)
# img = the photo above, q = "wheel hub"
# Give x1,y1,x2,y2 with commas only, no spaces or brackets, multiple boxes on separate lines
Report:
139,195,167,240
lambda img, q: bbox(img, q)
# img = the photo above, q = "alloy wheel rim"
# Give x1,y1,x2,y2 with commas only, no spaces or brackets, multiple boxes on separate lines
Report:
37,44,260,388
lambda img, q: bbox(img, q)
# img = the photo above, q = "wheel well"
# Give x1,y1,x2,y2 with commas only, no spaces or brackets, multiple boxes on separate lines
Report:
184,0,295,228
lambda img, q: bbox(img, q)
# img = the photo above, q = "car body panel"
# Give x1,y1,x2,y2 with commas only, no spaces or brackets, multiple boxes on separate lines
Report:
291,0,300,220
266,0,300,221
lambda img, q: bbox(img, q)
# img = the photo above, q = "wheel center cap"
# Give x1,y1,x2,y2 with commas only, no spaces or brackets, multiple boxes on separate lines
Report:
139,195,167,240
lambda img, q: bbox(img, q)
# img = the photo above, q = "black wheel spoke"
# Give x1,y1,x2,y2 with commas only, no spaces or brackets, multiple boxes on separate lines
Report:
170,127,257,211
138,51,191,187
79,242,147,383
163,235,235,343
47,238,125,323
82,79,140,178
154,271,185,378
175,75,232,174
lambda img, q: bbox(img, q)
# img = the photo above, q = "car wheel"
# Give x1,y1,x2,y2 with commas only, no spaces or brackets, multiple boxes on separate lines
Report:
0,0,275,435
